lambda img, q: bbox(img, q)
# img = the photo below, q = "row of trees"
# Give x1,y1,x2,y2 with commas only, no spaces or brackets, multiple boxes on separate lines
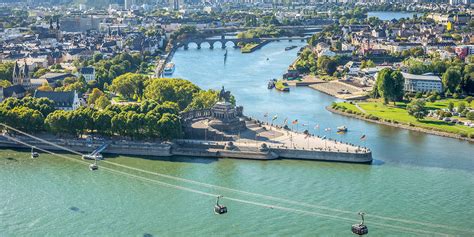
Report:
0,97,183,140
294,48,341,76
1,77,228,140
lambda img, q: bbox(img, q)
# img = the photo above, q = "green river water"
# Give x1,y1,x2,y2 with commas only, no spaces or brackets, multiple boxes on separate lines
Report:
1,41,473,236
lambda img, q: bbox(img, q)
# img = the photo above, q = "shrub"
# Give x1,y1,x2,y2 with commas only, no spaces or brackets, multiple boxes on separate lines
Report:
459,132,467,138
468,133,474,139
466,96,473,104
467,111,474,120
428,95,436,102
346,109,353,114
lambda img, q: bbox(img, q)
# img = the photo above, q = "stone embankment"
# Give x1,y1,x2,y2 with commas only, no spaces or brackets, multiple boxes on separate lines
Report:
327,106,474,143
0,125,372,163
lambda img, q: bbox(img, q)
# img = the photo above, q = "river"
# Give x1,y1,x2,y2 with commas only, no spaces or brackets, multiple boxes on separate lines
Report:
367,11,420,21
1,41,473,236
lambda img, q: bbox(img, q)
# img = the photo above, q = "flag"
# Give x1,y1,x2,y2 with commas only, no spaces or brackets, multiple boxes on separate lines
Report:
360,134,366,140
292,119,298,125
272,115,278,121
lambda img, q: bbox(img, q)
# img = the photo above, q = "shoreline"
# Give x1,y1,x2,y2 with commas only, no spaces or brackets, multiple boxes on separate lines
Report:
326,106,474,143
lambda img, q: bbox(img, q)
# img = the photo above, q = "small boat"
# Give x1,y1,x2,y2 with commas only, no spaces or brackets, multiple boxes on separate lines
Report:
285,45,298,51
337,126,348,132
163,62,175,76
275,81,290,92
267,80,275,89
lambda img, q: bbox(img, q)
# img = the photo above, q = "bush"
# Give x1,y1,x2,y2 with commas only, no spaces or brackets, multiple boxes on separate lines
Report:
346,109,353,114
453,93,460,99
466,96,473,104
459,132,467,138
428,95,436,102
467,111,474,120
468,133,474,139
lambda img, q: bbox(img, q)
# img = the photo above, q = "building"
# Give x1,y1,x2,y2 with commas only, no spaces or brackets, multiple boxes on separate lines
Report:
78,67,96,82
12,61,31,90
402,72,443,93
33,90,80,110
0,85,27,102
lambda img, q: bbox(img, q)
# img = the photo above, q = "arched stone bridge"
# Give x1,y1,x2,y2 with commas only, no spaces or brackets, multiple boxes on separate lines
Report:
177,36,309,50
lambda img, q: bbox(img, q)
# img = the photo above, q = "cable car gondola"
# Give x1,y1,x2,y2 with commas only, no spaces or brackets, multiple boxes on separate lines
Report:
31,147,39,159
89,156,98,171
214,195,227,214
89,162,98,171
351,212,368,235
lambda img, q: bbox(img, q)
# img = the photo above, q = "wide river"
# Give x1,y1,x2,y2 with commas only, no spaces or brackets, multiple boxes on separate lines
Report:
1,41,473,236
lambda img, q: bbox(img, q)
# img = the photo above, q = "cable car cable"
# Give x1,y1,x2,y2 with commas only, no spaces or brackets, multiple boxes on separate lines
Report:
0,125,465,235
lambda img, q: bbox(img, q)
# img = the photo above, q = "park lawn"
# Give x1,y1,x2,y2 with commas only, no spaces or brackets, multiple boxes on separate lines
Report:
336,100,474,135
425,99,474,110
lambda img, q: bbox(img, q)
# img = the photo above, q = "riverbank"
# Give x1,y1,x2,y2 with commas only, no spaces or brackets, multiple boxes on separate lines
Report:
309,80,370,100
241,41,270,53
327,105,474,143
0,118,372,163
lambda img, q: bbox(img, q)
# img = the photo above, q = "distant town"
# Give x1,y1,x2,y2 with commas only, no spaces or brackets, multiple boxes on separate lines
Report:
0,0,473,142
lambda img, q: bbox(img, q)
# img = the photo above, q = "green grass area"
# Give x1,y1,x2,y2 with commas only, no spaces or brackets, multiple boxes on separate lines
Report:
333,99,474,137
241,43,259,53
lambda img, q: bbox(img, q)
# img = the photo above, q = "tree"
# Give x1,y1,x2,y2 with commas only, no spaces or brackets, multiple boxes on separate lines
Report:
458,102,466,113
375,68,405,104
467,111,474,121
33,68,50,78
110,73,146,100
407,99,427,120
144,78,200,110
87,88,104,105
0,62,14,82
45,110,70,134
95,95,111,110
317,56,337,75
0,79,12,87
37,82,53,91
442,68,462,92
157,113,182,140
185,89,219,111
448,101,454,111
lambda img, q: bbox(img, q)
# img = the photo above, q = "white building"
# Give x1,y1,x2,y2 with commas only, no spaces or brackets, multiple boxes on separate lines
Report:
402,72,443,93
33,90,81,111
77,67,96,82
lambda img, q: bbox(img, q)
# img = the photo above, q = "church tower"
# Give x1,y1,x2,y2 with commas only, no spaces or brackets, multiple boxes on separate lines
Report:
12,61,21,85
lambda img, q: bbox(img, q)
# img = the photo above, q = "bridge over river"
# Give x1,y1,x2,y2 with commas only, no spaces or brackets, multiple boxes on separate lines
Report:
177,36,310,49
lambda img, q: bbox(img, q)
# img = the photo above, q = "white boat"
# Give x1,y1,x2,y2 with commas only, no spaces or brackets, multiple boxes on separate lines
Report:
337,126,348,132
163,62,175,76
